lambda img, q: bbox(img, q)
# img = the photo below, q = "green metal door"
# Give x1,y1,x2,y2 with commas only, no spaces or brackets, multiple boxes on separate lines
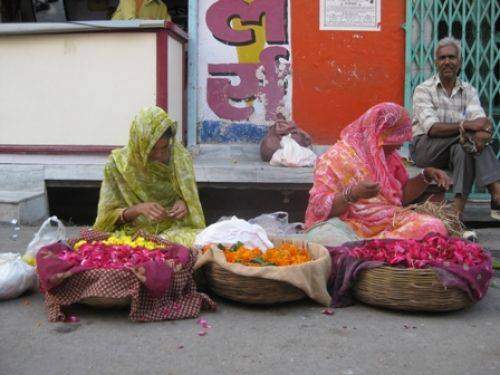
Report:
404,0,500,196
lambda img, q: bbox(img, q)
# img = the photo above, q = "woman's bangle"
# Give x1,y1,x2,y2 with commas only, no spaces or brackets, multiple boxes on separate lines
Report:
420,170,432,184
343,185,356,203
120,208,128,223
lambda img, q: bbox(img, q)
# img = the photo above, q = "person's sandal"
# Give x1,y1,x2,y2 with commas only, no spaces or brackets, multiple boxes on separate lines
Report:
491,201,500,221
462,230,478,242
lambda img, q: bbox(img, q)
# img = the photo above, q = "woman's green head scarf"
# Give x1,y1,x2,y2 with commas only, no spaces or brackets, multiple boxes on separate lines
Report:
126,106,177,167
94,106,205,244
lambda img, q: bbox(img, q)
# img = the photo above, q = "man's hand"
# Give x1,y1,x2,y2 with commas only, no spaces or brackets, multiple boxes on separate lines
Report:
136,202,168,222
464,118,492,133
472,130,492,153
423,167,452,190
351,181,381,200
167,200,188,220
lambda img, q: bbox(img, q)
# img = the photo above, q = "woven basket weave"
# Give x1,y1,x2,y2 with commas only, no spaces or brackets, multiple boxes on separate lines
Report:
202,238,322,305
203,263,306,304
353,266,473,312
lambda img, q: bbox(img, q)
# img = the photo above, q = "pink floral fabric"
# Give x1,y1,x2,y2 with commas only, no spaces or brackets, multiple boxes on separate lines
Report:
305,102,447,239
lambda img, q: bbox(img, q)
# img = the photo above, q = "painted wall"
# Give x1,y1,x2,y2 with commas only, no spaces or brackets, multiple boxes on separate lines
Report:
0,27,186,147
292,0,405,144
197,0,405,144
198,0,292,143
0,33,156,146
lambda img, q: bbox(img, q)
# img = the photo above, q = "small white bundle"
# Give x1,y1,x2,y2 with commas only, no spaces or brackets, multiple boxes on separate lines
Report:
194,217,273,252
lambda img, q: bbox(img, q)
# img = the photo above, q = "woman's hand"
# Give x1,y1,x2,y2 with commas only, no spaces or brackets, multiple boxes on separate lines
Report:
351,180,381,201
167,200,188,220
423,167,452,190
135,202,168,222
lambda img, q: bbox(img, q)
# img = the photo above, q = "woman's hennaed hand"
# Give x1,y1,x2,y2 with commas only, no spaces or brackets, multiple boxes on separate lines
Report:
351,180,381,200
137,202,168,222
423,167,452,190
167,200,188,220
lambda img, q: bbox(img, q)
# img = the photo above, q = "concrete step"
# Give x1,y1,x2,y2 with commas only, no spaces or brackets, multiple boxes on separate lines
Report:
0,190,48,225
0,165,49,225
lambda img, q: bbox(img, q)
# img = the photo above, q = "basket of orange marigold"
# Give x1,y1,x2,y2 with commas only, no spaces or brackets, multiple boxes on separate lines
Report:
195,237,332,305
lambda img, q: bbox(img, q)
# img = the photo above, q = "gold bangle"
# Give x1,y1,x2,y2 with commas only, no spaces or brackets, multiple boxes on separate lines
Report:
120,208,127,223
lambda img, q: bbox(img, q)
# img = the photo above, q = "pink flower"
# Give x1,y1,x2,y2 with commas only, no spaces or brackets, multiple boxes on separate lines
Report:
347,234,488,270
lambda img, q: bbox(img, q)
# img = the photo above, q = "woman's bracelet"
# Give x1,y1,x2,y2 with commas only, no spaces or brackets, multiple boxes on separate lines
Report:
343,185,356,203
120,208,128,223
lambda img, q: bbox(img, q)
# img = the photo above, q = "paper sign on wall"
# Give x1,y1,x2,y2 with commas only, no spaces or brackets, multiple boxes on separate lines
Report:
320,0,381,31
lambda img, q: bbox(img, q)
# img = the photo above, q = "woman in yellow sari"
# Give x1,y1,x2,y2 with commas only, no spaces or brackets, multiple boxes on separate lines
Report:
112,0,171,21
94,106,205,247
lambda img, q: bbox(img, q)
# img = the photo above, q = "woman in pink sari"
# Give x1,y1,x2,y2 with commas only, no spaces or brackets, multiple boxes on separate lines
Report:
304,103,451,244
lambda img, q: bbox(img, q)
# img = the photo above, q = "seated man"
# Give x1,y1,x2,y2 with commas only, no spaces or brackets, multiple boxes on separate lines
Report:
112,0,171,20
410,36,500,220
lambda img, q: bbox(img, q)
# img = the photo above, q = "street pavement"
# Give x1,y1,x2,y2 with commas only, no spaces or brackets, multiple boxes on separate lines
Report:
1,225,499,375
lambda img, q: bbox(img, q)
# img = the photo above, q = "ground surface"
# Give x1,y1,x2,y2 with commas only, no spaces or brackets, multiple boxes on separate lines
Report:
1,225,499,375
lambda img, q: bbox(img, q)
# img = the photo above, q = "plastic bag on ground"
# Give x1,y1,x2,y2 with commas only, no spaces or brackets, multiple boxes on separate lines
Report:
269,134,317,167
194,217,273,251
248,212,304,237
0,253,36,300
23,216,66,266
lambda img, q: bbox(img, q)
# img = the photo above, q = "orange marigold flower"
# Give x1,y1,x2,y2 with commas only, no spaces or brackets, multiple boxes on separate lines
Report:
222,242,310,266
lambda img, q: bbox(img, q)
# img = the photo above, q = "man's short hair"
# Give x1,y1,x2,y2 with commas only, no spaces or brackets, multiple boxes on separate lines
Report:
435,37,462,60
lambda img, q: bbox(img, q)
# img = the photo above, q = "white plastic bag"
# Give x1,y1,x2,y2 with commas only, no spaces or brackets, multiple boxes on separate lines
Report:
0,253,36,300
22,216,66,266
248,212,304,237
194,216,273,251
269,134,317,167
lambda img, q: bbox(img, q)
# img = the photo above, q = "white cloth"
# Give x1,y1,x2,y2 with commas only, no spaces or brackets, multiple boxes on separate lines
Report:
194,217,273,251
270,135,317,167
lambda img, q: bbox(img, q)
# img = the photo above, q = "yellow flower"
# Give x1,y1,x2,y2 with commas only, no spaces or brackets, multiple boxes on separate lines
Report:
74,240,87,250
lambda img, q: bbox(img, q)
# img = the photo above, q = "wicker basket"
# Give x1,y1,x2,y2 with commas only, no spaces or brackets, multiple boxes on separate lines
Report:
353,266,473,312
69,229,172,309
203,262,306,304
202,237,324,305
79,296,131,309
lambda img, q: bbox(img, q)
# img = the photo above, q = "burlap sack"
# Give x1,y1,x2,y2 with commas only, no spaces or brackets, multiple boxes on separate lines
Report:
194,237,332,306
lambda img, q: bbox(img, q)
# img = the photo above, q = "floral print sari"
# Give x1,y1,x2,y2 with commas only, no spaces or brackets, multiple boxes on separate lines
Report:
305,103,447,240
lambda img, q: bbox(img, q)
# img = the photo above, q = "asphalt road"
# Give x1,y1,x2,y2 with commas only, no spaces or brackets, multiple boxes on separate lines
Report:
1,225,499,375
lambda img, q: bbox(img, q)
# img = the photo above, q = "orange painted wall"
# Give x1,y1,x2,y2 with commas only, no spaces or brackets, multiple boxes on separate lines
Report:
291,0,406,144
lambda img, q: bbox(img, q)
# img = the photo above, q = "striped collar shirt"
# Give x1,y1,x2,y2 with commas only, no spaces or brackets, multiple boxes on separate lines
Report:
412,75,485,137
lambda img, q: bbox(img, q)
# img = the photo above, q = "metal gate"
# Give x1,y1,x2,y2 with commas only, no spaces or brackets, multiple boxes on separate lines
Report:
404,0,499,153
